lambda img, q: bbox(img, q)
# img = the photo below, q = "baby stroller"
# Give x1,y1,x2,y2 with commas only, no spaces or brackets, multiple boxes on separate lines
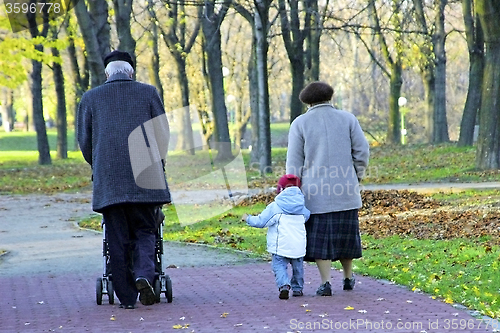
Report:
96,207,173,305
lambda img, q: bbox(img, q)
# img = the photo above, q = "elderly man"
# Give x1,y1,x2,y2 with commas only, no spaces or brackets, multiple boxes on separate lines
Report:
78,50,171,309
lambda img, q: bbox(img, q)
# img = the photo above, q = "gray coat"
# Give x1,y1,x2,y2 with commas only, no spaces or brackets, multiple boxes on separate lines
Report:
286,103,369,214
77,73,171,212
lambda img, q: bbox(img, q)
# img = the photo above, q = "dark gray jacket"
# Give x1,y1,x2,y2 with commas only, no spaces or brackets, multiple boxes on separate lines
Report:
77,73,171,212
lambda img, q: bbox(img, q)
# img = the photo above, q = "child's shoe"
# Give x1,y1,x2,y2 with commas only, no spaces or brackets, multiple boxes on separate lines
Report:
316,281,332,296
343,276,356,290
279,285,290,299
292,290,303,297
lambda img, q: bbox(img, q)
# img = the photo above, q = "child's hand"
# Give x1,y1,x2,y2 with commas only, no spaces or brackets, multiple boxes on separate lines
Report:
241,213,249,222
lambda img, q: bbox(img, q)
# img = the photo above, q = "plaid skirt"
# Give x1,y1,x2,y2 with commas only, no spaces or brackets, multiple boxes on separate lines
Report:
304,209,362,262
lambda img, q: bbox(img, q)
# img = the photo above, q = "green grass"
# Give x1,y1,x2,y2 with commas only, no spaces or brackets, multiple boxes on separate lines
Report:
345,235,500,319
364,143,500,183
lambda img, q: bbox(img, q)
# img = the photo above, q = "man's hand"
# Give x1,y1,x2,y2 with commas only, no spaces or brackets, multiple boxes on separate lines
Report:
241,213,249,222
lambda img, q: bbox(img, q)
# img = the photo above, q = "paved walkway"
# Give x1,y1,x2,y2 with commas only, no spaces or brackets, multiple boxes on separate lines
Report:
0,189,498,333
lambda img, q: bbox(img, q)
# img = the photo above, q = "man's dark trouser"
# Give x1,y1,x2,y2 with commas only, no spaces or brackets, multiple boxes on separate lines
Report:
102,204,158,306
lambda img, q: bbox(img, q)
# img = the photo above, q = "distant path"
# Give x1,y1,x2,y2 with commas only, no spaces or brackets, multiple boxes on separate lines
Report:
0,191,259,277
363,181,500,193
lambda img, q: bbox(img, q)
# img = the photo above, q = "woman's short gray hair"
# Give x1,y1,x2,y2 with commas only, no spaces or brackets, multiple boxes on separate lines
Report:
105,60,134,77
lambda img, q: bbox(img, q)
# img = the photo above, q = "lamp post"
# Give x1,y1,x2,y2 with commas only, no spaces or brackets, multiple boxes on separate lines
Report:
398,96,407,145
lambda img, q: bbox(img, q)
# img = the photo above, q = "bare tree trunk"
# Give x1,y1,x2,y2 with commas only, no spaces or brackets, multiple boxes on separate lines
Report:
25,81,34,131
255,0,272,174
156,1,201,153
113,0,136,63
27,2,51,165
65,16,86,151
304,0,321,82
432,0,449,143
248,40,259,163
146,5,164,104
367,0,403,144
1,88,14,132
421,69,435,142
279,0,306,123
388,61,402,144
73,0,106,88
89,0,111,59
202,0,233,161
174,56,196,153
413,0,440,143
51,27,68,159
458,0,484,146
475,0,500,170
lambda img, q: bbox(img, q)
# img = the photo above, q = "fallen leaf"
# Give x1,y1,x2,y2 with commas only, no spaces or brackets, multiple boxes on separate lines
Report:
306,309,312,312
344,306,354,310
358,310,367,313
221,312,229,318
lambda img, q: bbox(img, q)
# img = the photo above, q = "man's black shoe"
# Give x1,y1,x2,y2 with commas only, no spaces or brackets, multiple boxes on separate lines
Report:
135,277,156,306
119,304,135,309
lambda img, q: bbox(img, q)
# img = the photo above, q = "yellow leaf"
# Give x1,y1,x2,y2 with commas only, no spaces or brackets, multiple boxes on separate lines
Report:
110,317,116,321
444,298,454,304
172,324,183,329
344,306,354,310
305,309,311,312
221,312,229,318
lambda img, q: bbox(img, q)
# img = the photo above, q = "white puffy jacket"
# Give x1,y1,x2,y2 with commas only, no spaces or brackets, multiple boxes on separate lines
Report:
246,187,310,258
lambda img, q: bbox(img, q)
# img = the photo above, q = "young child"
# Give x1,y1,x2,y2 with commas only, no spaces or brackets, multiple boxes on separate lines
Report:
242,174,310,299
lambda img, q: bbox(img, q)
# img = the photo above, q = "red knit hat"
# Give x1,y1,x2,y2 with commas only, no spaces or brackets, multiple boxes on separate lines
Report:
276,174,301,194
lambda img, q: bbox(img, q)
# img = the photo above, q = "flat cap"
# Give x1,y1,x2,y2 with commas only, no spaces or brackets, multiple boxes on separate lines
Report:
104,50,134,69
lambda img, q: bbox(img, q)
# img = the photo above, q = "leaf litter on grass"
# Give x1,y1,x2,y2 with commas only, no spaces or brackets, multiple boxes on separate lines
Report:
238,189,500,245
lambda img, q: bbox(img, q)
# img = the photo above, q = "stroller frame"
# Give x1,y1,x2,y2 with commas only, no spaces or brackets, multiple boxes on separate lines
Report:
96,212,173,305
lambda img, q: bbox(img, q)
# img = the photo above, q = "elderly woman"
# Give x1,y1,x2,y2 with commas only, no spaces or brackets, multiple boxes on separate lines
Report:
286,81,369,296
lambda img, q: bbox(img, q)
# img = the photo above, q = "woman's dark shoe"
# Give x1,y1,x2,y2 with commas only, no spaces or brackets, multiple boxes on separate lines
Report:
292,290,303,297
343,276,356,290
316,281,332,296
279,285,290,299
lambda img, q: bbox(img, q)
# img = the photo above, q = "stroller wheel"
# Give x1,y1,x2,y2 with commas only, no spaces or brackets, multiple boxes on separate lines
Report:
96,278,103,305
107,280,115,305
154,278,161,303
165,275,173,303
